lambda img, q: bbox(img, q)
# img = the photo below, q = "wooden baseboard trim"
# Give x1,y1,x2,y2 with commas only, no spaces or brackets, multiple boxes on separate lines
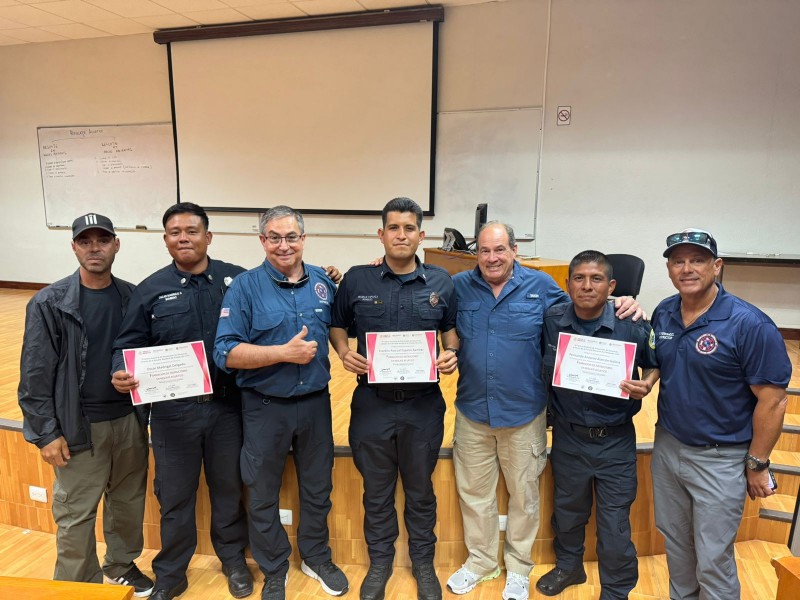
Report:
780,328,800,341
0,281,46,290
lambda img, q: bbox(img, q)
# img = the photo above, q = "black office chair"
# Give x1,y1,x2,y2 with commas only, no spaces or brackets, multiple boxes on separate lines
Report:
606,254,645,298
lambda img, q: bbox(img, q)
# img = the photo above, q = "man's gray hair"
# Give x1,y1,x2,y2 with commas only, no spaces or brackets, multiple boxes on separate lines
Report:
478,221,516,248
259,205,305,235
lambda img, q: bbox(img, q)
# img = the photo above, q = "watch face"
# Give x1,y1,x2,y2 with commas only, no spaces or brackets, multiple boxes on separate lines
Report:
746,455,769,471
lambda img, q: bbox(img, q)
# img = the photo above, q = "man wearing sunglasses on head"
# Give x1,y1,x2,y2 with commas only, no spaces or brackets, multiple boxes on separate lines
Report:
214,205,345,600
651,228,791,600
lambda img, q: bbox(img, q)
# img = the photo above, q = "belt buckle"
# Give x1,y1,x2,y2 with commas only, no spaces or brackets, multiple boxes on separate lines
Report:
197,394,213,403
589,426,607,439
393,390,405,402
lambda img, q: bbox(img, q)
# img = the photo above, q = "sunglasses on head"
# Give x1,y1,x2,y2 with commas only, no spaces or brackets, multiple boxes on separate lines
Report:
665,231,714,248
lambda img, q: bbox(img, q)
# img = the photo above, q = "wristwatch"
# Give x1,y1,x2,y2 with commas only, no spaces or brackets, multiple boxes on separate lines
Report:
744,453,770,471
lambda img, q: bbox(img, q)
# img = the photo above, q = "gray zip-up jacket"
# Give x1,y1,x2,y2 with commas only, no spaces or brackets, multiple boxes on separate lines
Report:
18,270,135,453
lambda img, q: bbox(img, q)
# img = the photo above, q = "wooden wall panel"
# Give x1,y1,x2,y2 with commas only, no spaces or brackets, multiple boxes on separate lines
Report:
2,427,736,568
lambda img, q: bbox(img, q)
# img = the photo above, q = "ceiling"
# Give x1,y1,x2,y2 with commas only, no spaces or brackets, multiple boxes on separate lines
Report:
0,0,500,46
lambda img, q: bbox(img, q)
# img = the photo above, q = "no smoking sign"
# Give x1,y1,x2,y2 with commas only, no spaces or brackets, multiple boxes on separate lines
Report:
557,106,571,126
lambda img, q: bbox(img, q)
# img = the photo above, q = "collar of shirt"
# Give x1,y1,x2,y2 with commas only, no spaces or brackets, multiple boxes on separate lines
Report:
261,259,310,288
557,300,617,334
378,256,427,283
171,258,214,286
664,283,733,328
466,261,525,302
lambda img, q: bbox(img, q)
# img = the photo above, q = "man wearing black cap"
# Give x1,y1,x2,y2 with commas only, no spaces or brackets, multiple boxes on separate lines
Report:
111,203,252,600
18,213,153,596
651,228,791,600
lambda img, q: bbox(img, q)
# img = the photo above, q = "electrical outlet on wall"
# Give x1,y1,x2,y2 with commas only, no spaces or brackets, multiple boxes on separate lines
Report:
498,515,508,532
29,486,48,503
279,509,293,526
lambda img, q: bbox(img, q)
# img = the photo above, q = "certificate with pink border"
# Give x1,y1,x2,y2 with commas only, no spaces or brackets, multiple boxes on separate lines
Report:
366,330,438,384
552,332,636,399
122,341,213,405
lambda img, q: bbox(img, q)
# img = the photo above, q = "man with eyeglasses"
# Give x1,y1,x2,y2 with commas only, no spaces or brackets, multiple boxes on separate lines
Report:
112,203,252,600
651,228,791,600
19,213,153,597
214,205,346,600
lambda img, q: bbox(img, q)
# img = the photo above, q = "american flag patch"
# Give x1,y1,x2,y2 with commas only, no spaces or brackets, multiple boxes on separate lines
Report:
220,307,230,318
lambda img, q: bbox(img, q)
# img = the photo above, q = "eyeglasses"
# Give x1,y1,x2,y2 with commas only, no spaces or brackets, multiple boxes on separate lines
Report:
665,231,714,248
263,233,305,246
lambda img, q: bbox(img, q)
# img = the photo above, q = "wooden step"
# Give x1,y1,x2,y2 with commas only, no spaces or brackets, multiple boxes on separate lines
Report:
787,388,800,415
784,414,800,434
770,450,800,472
759,493,797,523
771,471,800,498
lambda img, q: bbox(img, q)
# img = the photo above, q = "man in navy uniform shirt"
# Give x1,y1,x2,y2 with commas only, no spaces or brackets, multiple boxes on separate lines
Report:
538,250,659,599
651,229,791,600
214,205,347,600
330,197,459,600
112,203,252,600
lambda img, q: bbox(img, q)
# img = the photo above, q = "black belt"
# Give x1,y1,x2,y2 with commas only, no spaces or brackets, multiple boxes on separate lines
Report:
177,394,214,403
244,387,327,402
570,422,631,439
359,383,439,402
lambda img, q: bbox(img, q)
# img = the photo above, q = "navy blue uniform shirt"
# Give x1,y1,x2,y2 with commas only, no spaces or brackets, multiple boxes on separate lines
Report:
331,258,457,382
112,257,244,406
543,300,658,427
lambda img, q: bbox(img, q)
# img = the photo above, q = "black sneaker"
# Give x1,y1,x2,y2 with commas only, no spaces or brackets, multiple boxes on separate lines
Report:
412,563,442,600
301,560,349,596
106,564,155,597
261,573,287,600
360,563,393,600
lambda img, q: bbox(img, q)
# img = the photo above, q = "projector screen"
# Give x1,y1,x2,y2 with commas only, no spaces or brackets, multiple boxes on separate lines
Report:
169,21,436,215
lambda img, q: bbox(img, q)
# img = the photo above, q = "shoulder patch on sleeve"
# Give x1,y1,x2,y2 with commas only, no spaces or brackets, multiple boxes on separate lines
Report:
648,328,656,350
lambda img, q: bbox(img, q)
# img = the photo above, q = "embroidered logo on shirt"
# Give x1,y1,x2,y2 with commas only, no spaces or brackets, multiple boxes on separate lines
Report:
648,329,656,350
220,307,230,318
429,292,439,307
315,282,329,301
224,276,233,287
658,331,675,340
695,333,718,355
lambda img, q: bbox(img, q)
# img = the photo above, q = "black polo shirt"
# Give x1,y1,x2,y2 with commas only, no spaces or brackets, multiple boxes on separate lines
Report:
331,258,457,372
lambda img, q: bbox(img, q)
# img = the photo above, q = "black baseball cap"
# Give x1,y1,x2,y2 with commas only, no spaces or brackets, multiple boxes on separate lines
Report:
72,213,116,239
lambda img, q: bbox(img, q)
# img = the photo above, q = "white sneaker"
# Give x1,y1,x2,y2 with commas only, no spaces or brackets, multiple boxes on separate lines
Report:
446,565,501,595
502,571,530,600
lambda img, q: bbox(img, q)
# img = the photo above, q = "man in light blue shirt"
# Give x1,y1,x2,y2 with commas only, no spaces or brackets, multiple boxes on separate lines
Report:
214,205,346,600
447,222,639,600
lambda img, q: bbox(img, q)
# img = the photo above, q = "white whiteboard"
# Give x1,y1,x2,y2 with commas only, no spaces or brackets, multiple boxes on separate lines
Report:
37,123,176,230
434,108,541,240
